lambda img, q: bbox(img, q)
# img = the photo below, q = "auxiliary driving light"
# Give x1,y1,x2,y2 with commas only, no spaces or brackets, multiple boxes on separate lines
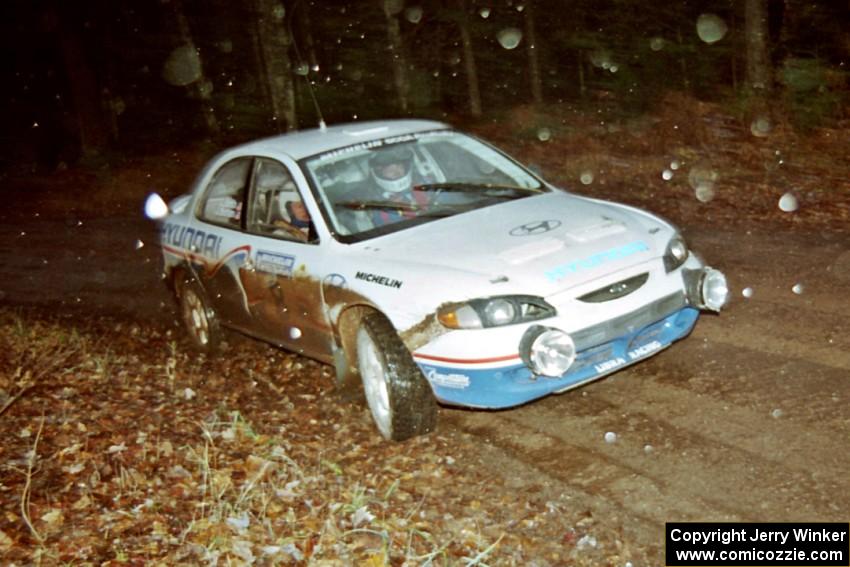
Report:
520,326,577,377
701,267,729,312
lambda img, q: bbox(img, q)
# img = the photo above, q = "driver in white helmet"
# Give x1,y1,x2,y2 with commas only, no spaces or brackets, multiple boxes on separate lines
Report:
368,146,430,225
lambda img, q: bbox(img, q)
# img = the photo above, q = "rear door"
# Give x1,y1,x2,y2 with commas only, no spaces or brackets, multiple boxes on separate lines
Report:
193,156,254,329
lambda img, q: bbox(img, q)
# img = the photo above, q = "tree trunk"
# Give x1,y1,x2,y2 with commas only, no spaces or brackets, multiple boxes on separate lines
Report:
382,0,410,113
255,0,298,131
457,0,482,118
676,28,691,92
745,0,772,93
46,5,110,161
577,51,586,99
524,0,543,106
297,2,320,71
172,0,220,135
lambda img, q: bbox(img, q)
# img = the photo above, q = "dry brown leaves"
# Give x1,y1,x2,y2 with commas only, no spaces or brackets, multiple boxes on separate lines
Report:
0,308,628,565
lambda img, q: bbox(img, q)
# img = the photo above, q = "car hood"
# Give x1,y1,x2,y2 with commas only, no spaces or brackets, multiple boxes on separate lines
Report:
361,191,674,297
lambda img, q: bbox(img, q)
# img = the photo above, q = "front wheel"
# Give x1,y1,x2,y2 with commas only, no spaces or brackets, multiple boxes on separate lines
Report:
356,313,437,441
177,278,221,351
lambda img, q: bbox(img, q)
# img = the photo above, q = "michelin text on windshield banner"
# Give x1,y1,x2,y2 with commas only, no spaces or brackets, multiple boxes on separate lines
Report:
665,522,849,566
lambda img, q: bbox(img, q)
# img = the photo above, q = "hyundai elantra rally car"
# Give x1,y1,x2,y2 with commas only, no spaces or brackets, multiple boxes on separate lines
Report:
158,119,729,440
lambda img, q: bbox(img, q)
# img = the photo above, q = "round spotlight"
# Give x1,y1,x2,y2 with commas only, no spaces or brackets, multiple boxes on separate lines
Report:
701,268,729,311
523,327,576,377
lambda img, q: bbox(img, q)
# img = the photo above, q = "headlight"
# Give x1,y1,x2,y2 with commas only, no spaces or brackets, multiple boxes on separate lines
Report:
520,326,576,377
437,295,555,329
701,268,729,311
663,234,689,272
482,298,516,326
683,267,729,311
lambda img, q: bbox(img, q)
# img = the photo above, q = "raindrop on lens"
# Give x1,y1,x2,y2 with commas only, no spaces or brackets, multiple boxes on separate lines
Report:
771,408,783,419
384,0,403,15
135,239,144,250
750,116,771,137
604,431,617,444
162,45,202,87
537,127,551,142
662,169,673,181
688,164,717,202
742,287,754,298
497,28,523,50
670,160,680,170
650,37,665,51
405,6,423,24
778,192,798,212
695,185,715,203
792,283,804,295
295,63,309,76
289,327,302,340
696,13,728,44
580,171,594,185
589,49,613,69
479,7,491,18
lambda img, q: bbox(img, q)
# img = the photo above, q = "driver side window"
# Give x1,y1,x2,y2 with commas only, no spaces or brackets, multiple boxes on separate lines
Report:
247,158,315,243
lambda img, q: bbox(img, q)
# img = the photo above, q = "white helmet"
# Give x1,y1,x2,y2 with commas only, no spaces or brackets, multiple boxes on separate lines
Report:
370,147,413,194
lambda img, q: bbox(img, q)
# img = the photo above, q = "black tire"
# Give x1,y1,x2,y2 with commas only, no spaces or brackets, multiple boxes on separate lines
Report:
356,313,437,441
177,277,221,351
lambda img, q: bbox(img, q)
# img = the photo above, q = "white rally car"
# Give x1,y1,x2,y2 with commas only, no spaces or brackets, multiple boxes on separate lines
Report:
158,119,728,440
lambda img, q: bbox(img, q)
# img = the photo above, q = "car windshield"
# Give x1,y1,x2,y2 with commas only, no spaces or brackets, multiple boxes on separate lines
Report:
300,130,546,242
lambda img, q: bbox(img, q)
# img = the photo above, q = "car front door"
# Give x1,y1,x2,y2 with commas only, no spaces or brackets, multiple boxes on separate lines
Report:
238,157,333,361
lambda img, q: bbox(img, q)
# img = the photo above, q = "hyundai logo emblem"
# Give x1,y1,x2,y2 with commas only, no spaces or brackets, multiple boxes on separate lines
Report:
510,220,562,236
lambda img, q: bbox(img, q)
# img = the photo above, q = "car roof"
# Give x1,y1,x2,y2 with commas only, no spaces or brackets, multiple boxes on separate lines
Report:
232,119,451,161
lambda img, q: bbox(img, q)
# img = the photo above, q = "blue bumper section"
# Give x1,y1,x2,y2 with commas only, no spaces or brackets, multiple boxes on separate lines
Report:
417,307,700,408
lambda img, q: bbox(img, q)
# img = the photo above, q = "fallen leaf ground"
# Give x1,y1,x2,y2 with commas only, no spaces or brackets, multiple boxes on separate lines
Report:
0,308,628,565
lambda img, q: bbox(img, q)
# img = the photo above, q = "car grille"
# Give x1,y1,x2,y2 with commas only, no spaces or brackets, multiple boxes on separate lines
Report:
577,272,649,303
572,292,686,350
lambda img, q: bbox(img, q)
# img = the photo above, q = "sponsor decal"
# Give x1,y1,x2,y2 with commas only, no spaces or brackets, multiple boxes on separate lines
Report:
355,271,403,289
545,240,650,283
425,368,471,389
510,219,562,236
323,273,348,288
594,357,626,373
313,131,446,163
161,222,222,258
593,341,663,374
256,251,295,277
627,340,662,360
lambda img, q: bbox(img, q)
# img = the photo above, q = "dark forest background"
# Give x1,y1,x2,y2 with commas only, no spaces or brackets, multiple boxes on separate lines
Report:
1,0,847,173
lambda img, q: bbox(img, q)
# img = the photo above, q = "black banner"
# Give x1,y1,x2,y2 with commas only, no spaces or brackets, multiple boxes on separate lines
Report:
666,523,849,566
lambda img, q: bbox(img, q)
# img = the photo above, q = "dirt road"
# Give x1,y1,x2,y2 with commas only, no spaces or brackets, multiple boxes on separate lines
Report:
444,226,850,560
1,210,848,563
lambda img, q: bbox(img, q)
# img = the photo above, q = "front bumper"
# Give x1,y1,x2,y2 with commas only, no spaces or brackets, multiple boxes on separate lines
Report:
415,305,699,408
